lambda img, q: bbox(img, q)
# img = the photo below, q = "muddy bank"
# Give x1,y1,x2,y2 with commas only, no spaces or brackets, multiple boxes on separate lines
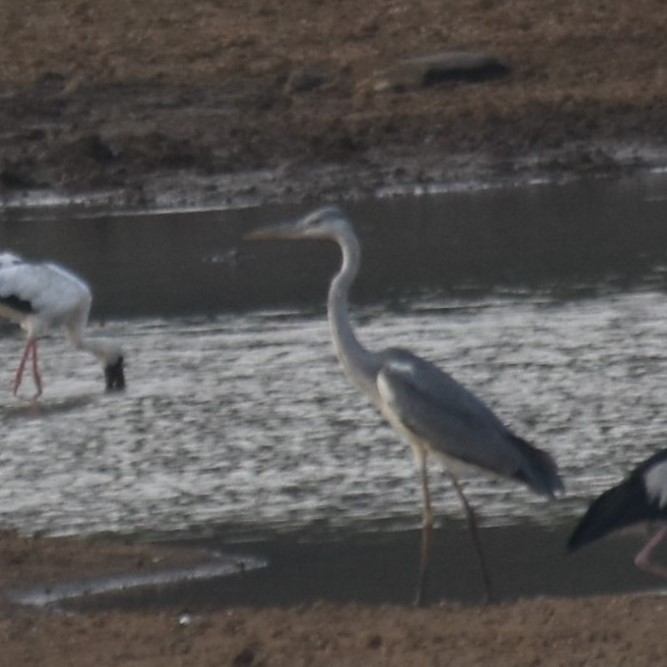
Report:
0,530,665,666
0,0,665,207
4,594,667,666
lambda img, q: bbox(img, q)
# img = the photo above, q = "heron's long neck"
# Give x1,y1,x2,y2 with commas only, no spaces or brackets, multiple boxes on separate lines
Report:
328,231,382,401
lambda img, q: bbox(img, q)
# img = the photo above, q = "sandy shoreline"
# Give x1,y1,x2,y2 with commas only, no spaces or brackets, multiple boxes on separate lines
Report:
1,0,667,663
0,530,665,666
0,526,664,666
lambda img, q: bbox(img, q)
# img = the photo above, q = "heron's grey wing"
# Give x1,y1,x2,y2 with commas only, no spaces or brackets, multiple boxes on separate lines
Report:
377,348,562,495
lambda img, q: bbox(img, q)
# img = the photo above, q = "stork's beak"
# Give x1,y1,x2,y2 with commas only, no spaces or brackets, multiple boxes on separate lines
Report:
105,356,126,391
244,221,300,241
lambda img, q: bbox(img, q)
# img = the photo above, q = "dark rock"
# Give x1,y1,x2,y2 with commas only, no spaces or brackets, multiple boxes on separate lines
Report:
0,165,41,189
82,133,116,162
369,50,510,92
284,67,327,94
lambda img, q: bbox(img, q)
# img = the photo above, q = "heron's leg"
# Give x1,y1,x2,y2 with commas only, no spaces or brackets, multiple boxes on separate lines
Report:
634,526,667,579
13,338,36,396
414,449,434,607
449,474,494,604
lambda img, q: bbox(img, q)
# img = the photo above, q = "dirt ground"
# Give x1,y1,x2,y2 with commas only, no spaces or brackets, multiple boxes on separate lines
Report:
0,533,666,667
0,0,665,206
1,1,667,664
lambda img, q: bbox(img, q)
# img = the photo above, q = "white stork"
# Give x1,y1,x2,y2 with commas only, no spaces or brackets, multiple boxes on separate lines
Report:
0,252,125,398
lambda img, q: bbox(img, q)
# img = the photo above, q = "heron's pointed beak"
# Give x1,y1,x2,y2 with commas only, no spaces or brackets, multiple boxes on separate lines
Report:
244,221,301,241
105,356,126,391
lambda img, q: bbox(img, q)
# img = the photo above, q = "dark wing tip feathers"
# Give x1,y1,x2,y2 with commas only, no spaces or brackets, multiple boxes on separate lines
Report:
0,255,34,314
381,350,564,497
508,433,564,498
0,293,35,314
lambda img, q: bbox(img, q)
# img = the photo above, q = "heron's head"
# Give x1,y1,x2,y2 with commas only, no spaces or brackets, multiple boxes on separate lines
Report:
245,207,352,242
104,354,126,391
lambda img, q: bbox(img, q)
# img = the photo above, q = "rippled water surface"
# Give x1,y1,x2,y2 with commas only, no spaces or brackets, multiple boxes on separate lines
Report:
2,293,667,540
2,172,667,603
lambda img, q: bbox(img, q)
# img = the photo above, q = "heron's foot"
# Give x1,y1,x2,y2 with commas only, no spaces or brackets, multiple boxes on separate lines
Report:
413,585,426,608
414,518,433,608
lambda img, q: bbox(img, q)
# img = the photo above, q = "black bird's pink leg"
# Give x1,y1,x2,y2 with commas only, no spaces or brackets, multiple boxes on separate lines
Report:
31,339,43,398
13,338,36,396
635,526,667,578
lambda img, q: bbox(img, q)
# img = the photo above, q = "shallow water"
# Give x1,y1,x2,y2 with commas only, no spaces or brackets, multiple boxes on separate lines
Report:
2,171,667,604
2,292,667,541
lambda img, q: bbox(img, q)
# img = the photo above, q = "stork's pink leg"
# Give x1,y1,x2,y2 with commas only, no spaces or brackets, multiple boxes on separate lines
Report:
31,339,43,398
634,526,667,578
13,338,36,396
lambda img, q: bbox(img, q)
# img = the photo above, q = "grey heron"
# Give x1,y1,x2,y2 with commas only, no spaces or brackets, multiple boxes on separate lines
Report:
246,206,563,605
0,252,125,398
569,449,667,578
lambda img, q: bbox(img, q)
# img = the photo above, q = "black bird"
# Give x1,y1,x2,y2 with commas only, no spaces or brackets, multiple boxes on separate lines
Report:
568,449,667,578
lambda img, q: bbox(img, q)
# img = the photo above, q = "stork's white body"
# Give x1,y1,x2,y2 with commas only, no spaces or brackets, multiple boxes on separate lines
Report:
0,252,125,397
0,254,91,335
